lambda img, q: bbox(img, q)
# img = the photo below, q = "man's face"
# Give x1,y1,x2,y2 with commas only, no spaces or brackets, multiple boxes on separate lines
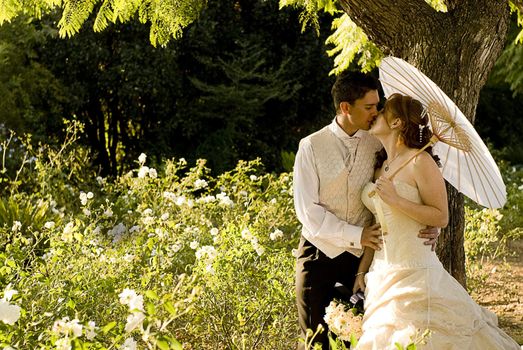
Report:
347,90,379,131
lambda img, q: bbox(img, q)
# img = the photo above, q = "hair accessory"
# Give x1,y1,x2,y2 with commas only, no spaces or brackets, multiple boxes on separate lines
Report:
419,124,426,143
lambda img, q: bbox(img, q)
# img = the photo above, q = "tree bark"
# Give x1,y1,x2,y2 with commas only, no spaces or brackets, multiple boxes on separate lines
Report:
338,0,510,286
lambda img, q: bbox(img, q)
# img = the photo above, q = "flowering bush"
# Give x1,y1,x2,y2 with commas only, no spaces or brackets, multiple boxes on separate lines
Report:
0,127,299,349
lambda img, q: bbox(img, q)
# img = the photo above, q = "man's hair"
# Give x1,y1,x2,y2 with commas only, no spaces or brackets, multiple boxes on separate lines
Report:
331,71,379,112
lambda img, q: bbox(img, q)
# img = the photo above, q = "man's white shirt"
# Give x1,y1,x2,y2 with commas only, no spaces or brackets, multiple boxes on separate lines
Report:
293,119,370,258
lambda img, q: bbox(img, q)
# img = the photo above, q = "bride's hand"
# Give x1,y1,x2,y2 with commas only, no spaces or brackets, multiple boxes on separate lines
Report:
353,274,366,294
375,176,399,205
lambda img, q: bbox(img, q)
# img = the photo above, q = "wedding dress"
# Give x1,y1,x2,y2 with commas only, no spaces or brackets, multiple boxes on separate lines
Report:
355,181,521,350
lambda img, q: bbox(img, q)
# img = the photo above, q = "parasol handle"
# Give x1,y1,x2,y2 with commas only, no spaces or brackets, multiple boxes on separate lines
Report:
368,135,439,198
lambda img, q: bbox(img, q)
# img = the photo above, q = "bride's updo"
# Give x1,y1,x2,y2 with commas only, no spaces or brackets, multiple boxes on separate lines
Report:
375,93,440,169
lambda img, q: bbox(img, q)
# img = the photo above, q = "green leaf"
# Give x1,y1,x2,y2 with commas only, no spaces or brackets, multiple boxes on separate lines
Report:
156,338,170,350
146,301,155,315
145,290,159,300
163,301,177,316
102,321,117,334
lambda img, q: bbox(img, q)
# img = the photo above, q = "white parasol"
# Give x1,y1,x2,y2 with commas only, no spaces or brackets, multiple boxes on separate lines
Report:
378,56,506,209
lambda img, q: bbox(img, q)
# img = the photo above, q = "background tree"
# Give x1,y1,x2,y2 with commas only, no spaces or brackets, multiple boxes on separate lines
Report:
1,1,336,175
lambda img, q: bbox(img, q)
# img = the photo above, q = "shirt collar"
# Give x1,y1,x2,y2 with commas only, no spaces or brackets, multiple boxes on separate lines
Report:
329,118,365,140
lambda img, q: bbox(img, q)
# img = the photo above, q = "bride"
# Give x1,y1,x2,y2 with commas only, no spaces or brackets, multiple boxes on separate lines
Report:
352,93,520,349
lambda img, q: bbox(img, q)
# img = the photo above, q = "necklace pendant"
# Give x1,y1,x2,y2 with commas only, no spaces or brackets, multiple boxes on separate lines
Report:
384,164,389,172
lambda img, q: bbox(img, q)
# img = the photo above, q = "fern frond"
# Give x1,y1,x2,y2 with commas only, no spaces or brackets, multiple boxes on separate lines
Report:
325,14,382,75
93,0,113,32
112,0,141,23
0,0,20,24
148,0,206,47
509,0,523,44
58,0,99,38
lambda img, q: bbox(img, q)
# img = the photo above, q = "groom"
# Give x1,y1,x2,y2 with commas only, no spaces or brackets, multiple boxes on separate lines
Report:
293,71,439,349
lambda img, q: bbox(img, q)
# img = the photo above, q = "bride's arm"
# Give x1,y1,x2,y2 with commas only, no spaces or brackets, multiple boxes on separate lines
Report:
353,247,375,293
375,152,448,228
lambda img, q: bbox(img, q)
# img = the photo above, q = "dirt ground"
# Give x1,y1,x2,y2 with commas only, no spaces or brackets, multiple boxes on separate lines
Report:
470,238,523,345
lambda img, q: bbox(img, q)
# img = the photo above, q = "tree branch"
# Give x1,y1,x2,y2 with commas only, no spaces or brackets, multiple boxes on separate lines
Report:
337,0,439,54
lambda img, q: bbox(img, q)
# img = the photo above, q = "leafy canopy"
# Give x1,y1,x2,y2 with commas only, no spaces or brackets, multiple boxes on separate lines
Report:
0,0,207,47
1,0,522,68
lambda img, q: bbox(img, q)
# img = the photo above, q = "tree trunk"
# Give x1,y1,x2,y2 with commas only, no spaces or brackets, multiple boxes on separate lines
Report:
339,0,510,286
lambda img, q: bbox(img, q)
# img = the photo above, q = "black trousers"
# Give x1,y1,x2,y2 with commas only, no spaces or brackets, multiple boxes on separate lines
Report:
295,236,360,350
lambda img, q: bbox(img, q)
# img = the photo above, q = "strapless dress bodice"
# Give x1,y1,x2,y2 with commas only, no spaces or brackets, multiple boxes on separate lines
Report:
361,181,440,269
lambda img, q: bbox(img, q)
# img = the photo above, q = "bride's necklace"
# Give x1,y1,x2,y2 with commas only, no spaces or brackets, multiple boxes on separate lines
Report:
384,151,404,172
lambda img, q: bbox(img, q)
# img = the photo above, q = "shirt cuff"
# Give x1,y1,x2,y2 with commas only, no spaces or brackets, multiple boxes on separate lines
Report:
342,224,363,250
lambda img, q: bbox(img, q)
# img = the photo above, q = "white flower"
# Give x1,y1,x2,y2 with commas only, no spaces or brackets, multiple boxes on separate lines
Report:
120,337,138,350
119,289,138,306
155,228,166,239
270,198,277,204
195,246,217,261
85,321,97,340
123,254,135,263
68,319,83,337
210,227,219,236
254,245,265,256
124,312,145,333
129,225,140,233
190,241,199,250
51,317,81,338
62,222,75,242
96,176,104,185
148,168,157,179
55,337,71,350
250,175,258,181
239,190,248,197
108,223,127,241
197,195,215,203
291,248,299,258
175,196,186,206
82,208,91,216
0,300,21,325
3,285,18,302
163,191,176,201
216,192,234,206
44,221,55,229
270,229,283,241
11,221,21,232
138,166,149,178
161,213,169,221
179,158,187,165
241,229,253,241
93,226,101,235
142,208,153,216
87,192,94,199
138,153,147,164
194,179,208,189
171,243,182,253
323,301,363,341
79,192,88,205
128,295,144,313
103,208,113,218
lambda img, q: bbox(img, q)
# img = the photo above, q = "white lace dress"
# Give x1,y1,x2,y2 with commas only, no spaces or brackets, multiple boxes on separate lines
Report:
355,181,520,350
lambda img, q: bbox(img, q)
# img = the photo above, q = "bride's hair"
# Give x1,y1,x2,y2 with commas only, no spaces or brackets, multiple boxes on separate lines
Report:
375,93,441,170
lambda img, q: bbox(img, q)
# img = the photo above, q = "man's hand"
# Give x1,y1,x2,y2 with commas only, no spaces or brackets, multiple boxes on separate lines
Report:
360,223,383,250
353,274,366,294
418,226,440,251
